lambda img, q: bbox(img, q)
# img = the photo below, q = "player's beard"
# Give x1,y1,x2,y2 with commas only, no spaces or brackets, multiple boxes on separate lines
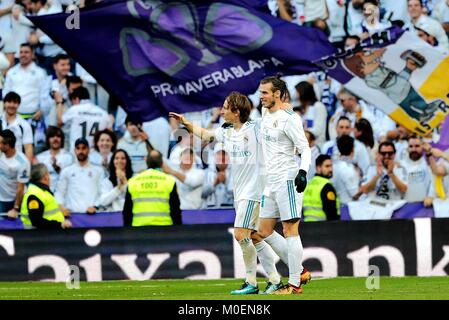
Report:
263,100,275,109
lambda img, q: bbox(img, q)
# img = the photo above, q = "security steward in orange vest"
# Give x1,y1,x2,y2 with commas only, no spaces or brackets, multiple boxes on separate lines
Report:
21,163,72,229
122,149,182,226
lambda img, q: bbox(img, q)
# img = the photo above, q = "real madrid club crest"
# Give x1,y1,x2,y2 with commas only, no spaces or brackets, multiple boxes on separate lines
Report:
273,120,278,128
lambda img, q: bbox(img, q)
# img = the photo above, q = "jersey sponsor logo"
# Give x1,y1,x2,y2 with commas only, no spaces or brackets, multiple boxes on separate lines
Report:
263,133,277,142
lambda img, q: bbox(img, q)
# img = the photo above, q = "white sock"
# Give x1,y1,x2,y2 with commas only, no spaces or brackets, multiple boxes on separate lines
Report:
264,231,288,265
254,240,281,285
238,238,257,286
286,235,304,287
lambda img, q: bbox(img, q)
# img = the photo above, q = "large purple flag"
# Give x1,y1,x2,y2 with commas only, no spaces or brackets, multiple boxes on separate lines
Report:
30,0,336,121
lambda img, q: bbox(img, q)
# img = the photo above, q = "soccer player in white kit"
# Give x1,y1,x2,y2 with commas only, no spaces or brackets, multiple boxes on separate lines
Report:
258,76,312,294
169,92,282,295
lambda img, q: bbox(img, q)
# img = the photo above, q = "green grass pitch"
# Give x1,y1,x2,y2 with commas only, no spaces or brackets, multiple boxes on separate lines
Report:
0,277,448,300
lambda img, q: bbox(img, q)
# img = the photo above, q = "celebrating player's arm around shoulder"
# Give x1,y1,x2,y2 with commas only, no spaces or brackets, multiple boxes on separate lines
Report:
170,92,282,295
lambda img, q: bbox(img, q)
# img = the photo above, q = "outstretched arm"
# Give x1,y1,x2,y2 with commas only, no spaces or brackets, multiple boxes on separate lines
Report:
169,112,215,143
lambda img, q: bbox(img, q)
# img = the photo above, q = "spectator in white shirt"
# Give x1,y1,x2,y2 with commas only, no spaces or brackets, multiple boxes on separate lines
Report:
162,147,205,209
201,143,234,208
27,0,65,75
96,149,133,212
61,86,112,151
90,129,117,173
332,135,361,205
3,43,51,138
400,135,434,204
407,0,449,53
168,126,202,168
55,137,104,214
0,129,30,218
344,0,365,36
329,87,376,141
46,53,71,128
35,126,73,193
295,80,327,148
359,141,408,200
0,91,34,161
360,0,391,40
354,118,378,165
322,116,371,175
117,117,152,175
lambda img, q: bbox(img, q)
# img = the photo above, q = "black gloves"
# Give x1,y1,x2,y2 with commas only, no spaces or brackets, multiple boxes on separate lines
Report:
295,169,307,193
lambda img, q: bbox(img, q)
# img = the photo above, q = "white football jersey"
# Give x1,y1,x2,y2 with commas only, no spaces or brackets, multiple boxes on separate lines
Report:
0,151,30,201
62,101,111,151
260,109,311,186
215,120,264,202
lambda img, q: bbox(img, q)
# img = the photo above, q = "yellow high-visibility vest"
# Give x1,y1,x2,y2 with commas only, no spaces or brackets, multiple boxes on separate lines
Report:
303,176,340,222
21,184,65,227
127,169,176,226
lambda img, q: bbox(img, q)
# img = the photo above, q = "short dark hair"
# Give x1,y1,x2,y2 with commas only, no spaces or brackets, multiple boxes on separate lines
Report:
69,86,90,101
337,115,351,125
260,76,289,101
93,129,117,152
20,43,33,52
147,150,163,169
53,53,70,65
337,135,354,156
225,91,252,123
66,75,82,89
46,126,65,149
408,0,423,6
295,81,318,105
378,140,396,153
3,91,21,104
316,154,331,167
125,116,142,127
0,129,16,148
344,35,361,45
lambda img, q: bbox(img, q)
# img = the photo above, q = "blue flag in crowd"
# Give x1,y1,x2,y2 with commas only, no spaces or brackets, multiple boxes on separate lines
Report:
30,0,336,122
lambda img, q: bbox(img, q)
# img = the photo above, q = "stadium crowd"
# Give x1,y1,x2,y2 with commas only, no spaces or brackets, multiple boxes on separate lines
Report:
1,0,449,224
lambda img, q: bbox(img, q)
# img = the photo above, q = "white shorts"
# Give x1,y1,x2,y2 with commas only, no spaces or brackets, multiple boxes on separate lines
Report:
260,180,303,221
234,199,260,230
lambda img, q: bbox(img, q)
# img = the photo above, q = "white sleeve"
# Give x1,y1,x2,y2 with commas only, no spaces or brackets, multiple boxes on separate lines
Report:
284,114,311,173
344,168,361,198
55,168,69,205
21,122,34,145
96,179,121,207
308,102,327,143
394,165,408,187
39,74,52,116
184,168,205,188
361,165,376,185
62,107,73,124
59,153,74,169
214,127,225,143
